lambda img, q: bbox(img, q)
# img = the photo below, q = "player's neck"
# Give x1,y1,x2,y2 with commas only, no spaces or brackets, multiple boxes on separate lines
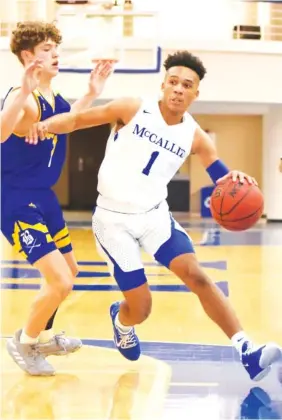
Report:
38,77,53,95
158,102,183,126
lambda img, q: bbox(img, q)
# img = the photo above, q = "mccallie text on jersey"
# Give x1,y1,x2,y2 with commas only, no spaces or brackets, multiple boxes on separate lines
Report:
133,124,186,158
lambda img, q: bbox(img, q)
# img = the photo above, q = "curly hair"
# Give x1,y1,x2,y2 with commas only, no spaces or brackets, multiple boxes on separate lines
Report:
10,21,62,64
163,50,207,81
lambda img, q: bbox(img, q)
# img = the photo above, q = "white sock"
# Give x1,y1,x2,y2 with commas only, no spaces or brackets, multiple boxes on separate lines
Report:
20,329,38,344
115,314,132,333
231,331,250,354
39,328,54,344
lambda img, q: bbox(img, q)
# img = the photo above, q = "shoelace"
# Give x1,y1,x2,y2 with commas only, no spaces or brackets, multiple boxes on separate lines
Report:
242,342,259,357
54,332,67,354
117,330,137,349
27,345,41,363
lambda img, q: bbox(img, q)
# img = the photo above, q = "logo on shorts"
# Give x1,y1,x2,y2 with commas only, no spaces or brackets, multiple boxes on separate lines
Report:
20,229,41,254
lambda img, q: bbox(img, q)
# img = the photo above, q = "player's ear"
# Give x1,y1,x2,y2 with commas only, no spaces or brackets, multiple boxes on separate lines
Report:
161,82,165,92
21,49,34,64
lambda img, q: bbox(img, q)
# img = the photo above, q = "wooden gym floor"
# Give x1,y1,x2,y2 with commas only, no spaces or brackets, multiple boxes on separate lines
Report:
1,214,282,419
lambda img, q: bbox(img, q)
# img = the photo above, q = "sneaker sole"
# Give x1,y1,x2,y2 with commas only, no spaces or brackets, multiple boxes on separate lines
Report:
253,344,281,382
6,339,56,376
252,366,271,382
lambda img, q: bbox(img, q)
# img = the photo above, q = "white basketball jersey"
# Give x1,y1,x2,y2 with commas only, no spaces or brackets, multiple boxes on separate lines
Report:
97,97,197,213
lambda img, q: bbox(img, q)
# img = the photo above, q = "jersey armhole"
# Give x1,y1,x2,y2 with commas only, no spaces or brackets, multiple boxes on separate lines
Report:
120,97,143,128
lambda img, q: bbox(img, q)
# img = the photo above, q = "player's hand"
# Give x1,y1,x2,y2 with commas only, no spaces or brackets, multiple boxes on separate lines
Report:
87,59,116,97
217,171,258,185
25,121,49,144
21,59,44,96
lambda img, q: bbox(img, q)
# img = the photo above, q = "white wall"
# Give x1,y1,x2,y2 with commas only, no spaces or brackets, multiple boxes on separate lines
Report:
1,0,282,103
1,41,282,104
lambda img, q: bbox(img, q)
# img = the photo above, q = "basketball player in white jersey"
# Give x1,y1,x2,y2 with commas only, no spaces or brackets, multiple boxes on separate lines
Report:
27,51,281,381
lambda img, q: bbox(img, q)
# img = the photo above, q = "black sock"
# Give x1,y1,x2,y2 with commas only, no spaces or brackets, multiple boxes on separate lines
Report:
45,309,58,330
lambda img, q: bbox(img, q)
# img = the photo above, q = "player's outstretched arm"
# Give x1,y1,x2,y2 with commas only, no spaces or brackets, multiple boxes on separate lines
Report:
71,60,116,112
1,59,43,143
26,97,140,144
192,126,257,185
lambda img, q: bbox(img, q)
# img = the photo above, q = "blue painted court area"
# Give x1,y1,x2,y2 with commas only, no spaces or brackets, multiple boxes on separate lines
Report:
0,258,229,295
0,259,228,269
0,281,229,295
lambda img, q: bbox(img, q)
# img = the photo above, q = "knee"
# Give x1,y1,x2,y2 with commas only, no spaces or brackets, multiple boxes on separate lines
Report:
51,270,74,300
181,265,211,294
129,296,152,325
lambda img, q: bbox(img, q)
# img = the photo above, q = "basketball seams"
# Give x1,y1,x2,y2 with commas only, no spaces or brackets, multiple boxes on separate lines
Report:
220,183,255,217
221,205,263,223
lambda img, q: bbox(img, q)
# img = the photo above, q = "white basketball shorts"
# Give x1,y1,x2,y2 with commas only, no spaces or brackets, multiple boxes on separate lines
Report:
92,201,195,291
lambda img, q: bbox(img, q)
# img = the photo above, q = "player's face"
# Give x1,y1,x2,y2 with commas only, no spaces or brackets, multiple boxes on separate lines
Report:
161,66,199,114
27,39,60,77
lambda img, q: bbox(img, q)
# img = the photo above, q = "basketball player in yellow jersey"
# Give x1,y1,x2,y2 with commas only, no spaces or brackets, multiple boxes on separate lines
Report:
1,21,114,376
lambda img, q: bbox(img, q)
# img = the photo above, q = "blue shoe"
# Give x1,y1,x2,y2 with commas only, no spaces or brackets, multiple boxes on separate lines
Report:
242,341,281,381
110,302,141,361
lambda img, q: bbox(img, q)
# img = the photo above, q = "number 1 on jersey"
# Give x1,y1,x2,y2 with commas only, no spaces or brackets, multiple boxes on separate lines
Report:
142,151,160,176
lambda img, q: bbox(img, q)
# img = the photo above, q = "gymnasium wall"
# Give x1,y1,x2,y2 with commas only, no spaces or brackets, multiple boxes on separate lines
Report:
1,45,282,104
0,0,280,213
188,115,263,213
49,45,282,104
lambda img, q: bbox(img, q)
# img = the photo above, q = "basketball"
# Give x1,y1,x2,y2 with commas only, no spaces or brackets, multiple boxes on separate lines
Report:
210,178,264,231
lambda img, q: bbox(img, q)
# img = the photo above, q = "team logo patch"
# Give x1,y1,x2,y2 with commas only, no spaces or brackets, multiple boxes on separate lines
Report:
20,229,42,254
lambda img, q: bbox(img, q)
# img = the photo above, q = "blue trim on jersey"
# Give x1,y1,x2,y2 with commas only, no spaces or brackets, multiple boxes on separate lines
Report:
94,235,147,291
59,244,73,254
1,87,13,109
154,216,195,268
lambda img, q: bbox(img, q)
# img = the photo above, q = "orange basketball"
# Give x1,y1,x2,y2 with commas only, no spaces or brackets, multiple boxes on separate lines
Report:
210,178,264,231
